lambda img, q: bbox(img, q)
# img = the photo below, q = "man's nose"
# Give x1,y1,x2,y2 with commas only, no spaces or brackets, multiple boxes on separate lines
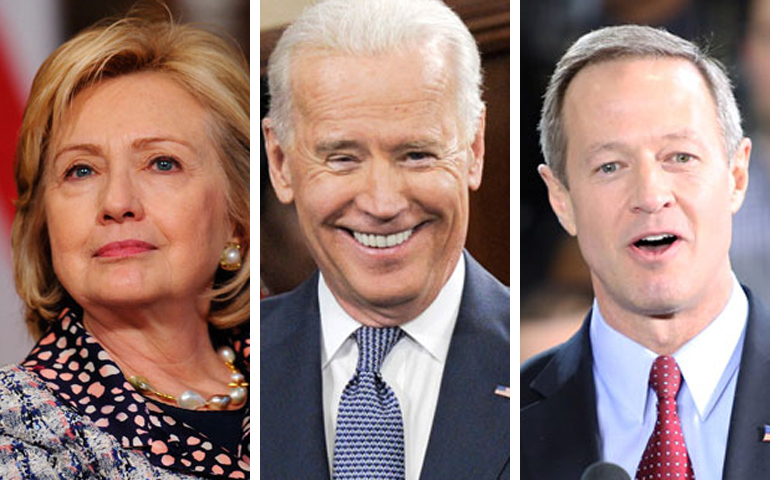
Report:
356,159,408,220
98,168,145,224
631,160,675,214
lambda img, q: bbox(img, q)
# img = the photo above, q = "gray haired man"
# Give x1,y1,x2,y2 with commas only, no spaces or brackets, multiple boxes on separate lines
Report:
521,25,767,480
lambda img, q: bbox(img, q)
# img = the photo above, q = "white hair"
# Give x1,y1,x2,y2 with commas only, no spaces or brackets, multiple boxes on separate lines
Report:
266,0,484,145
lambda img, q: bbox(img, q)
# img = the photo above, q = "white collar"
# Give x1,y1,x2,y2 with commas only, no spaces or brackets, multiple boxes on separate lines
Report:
590,274,748,422
320,255,465,368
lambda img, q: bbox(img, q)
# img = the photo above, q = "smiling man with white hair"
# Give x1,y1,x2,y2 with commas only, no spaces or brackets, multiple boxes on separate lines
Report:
261,0,510,479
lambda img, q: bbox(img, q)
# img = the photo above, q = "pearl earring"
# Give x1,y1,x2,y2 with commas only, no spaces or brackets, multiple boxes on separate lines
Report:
220,242,242,271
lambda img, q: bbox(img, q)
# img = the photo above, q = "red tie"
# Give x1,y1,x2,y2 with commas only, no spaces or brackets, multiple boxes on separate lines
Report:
636,355,695,480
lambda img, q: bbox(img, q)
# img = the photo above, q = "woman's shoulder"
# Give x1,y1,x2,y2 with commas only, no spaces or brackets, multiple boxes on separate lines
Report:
0,364,201,479
0,363,50,404
0,364,83,477
0,363,80,442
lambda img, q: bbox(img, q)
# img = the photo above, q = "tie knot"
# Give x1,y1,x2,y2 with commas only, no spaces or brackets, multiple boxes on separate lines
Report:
355,326,403,373
649,355,682,399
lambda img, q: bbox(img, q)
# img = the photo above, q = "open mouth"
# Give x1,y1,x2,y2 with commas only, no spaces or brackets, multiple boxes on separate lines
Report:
632,234,678,252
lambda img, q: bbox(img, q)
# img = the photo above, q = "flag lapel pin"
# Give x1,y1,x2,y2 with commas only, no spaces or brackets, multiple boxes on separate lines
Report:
762,424,770,442
494,385,510,398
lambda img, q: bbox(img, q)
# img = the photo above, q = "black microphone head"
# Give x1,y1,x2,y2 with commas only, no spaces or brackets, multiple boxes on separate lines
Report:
580,462,631,480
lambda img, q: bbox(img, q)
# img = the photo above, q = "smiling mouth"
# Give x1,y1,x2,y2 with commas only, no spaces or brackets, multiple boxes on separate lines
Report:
632,234,678,252
351,228,414,249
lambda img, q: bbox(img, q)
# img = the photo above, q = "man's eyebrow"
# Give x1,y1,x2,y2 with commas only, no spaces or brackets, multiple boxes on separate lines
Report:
584,141,627,159
661,130,703,143
313,138,443,156
314,140,366,155
392,140,442,153
584,130,705,160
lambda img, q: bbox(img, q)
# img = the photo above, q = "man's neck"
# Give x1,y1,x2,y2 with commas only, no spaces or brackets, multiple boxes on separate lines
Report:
320,255,466,328
594,273,735,355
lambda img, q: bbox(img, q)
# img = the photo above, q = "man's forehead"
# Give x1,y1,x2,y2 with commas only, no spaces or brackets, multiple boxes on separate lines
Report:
566,56,708,98
289,43,453,106
562,57,717,135
287,60,454,139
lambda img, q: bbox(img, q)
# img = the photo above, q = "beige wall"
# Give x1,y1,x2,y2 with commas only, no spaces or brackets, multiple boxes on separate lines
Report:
261,0,313,30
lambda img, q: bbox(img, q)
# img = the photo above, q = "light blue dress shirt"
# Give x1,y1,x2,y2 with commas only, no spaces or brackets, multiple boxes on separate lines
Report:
590,276,748,480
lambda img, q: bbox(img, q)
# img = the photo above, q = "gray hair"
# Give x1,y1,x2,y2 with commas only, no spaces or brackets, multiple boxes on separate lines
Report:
266,0,484,146
539,25,743,187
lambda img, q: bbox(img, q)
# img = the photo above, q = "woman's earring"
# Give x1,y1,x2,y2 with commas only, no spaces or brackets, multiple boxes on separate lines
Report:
220,242,243,271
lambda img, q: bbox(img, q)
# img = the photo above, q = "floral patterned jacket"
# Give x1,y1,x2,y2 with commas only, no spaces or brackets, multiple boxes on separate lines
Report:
0,308,250,479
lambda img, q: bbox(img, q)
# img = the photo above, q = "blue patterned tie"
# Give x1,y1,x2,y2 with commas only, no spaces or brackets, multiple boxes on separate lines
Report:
333,326,405,480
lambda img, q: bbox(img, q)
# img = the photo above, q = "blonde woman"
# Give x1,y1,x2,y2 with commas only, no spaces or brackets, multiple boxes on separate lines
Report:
0,8,249,478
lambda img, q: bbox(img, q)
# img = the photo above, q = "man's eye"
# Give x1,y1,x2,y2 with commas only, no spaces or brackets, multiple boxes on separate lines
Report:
406,152,433,161
65,164,94,179
599,162,618,174
329,156,355,163
673,153,693,163
150,156,180,172
327,156,360,171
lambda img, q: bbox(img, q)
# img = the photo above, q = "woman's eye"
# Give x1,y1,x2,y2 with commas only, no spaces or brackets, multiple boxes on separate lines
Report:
151,156,180,172
65,165,94,179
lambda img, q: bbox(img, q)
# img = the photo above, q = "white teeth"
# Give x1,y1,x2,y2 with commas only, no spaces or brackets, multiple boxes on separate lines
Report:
353,229,414,249
642,234,674,241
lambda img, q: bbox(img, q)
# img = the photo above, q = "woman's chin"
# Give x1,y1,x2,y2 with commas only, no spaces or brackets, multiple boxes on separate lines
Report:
74,274,165,310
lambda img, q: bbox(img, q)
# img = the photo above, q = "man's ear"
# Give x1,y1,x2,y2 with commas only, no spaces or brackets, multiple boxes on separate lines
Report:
538,164,577,236
729,137,751,214
467,109,485,191
263,117,295,204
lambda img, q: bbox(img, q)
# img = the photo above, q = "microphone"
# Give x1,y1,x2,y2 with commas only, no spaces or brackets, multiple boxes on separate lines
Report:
580,462,631,480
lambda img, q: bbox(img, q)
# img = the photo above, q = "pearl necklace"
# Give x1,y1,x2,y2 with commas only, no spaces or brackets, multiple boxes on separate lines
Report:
128,346,248,410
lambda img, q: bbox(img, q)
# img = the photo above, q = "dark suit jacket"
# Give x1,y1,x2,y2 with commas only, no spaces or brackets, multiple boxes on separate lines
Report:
261,253,510,480
520,287,770,479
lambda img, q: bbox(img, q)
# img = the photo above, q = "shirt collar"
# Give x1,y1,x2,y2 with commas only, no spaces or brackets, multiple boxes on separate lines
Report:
320,255,465,367
590,274,748,423
676,276,747,418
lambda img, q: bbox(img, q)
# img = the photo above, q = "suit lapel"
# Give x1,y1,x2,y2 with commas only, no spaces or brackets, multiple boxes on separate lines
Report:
521,315,601,478
722,290,770,478
261,274,331,480
420,255,510,480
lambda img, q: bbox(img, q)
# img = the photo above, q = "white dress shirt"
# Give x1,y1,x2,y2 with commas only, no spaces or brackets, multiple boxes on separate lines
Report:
320,256,465,480
591,275,748,480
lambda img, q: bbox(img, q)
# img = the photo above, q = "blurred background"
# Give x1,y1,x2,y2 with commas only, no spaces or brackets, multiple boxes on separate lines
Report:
260,0,511,298
520,0,770,363
0,0,248,366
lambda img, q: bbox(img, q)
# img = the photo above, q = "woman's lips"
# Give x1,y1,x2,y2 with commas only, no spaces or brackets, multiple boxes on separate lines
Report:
94,240,157,258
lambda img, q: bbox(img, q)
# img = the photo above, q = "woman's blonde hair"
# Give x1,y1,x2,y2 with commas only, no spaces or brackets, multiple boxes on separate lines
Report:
13,7,250,339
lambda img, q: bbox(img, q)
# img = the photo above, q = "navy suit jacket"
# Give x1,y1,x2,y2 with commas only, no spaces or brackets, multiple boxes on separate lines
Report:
520,287,770,479
261,253,510,480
